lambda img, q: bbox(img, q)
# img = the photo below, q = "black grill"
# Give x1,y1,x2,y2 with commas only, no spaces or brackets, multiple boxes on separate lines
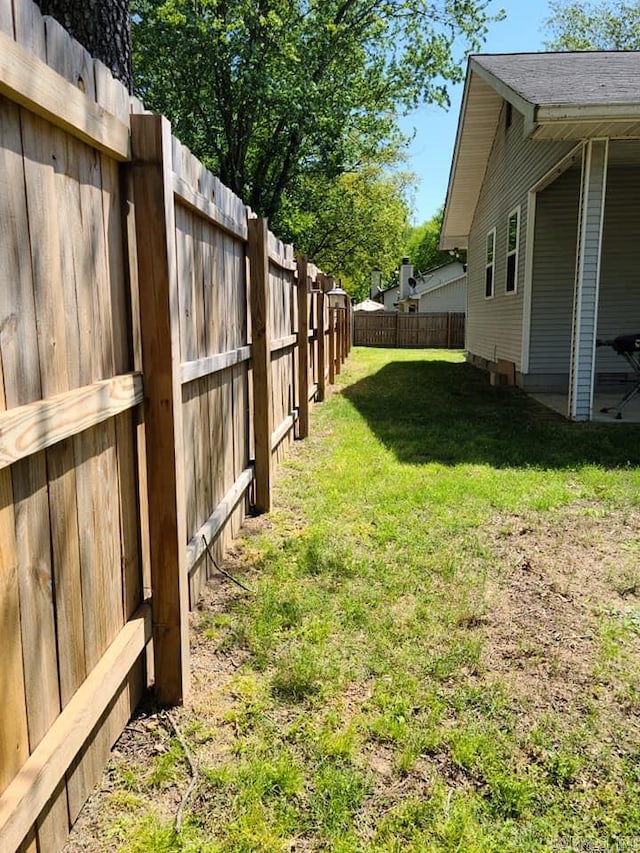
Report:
596,334,640,419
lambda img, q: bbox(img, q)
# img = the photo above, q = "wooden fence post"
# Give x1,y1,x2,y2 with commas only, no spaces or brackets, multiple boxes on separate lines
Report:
340,299,349,364
328,314,336,385
130,113,190,705
248,217,273,513
316,276,326,402
335,307,343,375
296,255,310,439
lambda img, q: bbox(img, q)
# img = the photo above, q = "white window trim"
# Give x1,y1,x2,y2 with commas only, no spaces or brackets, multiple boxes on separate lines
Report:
485,227,496,300
505,206,520,295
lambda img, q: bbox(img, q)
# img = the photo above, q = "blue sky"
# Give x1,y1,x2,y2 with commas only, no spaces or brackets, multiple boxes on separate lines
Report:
402,1,554,224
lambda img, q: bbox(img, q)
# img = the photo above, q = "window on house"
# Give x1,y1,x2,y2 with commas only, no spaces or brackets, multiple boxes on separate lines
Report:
485,229,495,298
506,207,520,293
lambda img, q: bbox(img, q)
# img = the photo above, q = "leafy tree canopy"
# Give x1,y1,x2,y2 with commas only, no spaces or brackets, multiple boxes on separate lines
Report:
281,164,412,300
544,0,640,50
404,207,453,274
132,0,503,228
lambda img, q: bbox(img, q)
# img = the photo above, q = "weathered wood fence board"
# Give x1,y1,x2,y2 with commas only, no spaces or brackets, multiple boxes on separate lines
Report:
0,4,147,851
353,311,465,348
0,4,351,851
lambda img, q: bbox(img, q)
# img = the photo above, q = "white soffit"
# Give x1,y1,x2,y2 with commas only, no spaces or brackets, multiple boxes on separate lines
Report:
440,69,503,250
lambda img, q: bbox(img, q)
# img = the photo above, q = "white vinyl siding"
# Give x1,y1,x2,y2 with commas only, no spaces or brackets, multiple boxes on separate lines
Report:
569,140,608,419
527,167,580,386
419,276,467,313
466,103,576,369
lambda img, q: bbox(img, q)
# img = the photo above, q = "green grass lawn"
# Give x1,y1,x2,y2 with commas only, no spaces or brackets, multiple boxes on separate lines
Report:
74,348,640,853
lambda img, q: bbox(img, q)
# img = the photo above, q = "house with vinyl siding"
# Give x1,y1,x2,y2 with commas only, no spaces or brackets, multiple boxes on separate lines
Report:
440,51,640,421
397,260,466,313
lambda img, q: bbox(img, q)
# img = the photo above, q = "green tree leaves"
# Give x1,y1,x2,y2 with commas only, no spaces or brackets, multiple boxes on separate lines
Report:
544,1,640,51
404,207,453,275
132,0,500,298
280,165,413,300
132,0,501,220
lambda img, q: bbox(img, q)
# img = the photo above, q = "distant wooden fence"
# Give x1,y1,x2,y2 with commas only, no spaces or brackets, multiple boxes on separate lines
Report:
0,4,350,851
353,311,465,348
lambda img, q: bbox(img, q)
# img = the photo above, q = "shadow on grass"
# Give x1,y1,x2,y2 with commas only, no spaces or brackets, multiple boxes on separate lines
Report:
342,359,640,469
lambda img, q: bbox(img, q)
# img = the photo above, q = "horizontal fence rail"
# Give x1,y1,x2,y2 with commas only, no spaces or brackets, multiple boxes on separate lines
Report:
0,2,352,851
353,311,465,349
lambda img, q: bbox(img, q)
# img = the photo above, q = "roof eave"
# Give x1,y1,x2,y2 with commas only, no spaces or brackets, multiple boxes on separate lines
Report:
440,60,474,251
440,60,537,252
469,57,538,135
537,102,640,122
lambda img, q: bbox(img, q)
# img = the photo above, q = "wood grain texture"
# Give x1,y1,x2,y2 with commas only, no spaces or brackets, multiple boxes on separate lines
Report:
180,346,251,384
43,13,95,95
247,217,273,513
0,0,12,36
186,467,253,573
0,605,151,853
0,373,30,808
270,334,298,353
131,113,190,704
271,412,297,451
12,0,45,60
0,374,142,468
296,256,310,439
173,174,248,240
13,74,71,850
0,91,30,811
0,29,130,160
316,280,326,402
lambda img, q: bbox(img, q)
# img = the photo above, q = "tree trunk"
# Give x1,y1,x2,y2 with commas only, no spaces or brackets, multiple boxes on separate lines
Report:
35,0,132,92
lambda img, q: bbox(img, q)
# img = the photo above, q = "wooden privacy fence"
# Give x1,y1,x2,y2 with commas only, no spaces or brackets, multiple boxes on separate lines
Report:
0,4,350,852
353,311,465,348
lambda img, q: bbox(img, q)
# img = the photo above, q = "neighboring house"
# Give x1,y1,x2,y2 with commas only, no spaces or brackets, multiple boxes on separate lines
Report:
376,284,399,310
440,51,640,421
398,260,466,313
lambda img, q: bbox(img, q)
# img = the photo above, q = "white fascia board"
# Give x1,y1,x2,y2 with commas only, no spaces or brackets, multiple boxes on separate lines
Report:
537,102,640,123
469,58,537,136
440,61,475,250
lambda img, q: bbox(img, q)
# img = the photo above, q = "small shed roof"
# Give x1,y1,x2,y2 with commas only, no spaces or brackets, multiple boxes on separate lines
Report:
354,298,385,312
441,51,640,250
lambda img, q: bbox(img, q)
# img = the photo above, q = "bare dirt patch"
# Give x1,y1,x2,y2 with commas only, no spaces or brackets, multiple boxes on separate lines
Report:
481,504,640,724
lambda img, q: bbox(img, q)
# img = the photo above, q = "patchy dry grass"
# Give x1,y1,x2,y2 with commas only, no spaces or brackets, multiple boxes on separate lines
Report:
65,349,640,852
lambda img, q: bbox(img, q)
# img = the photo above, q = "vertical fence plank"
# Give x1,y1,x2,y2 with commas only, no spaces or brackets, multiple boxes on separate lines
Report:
0,0,12,36
247,217,273,513
334,306,342,377
296,256,310,438
131,113,190,705
18,87,75,851
329,318,336,386
0,87,52,853
316,281,326,402
352,312,465,348
0,373,30,828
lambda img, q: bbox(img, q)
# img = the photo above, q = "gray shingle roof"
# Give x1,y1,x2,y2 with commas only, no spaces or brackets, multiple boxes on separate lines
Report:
474,52,640,106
